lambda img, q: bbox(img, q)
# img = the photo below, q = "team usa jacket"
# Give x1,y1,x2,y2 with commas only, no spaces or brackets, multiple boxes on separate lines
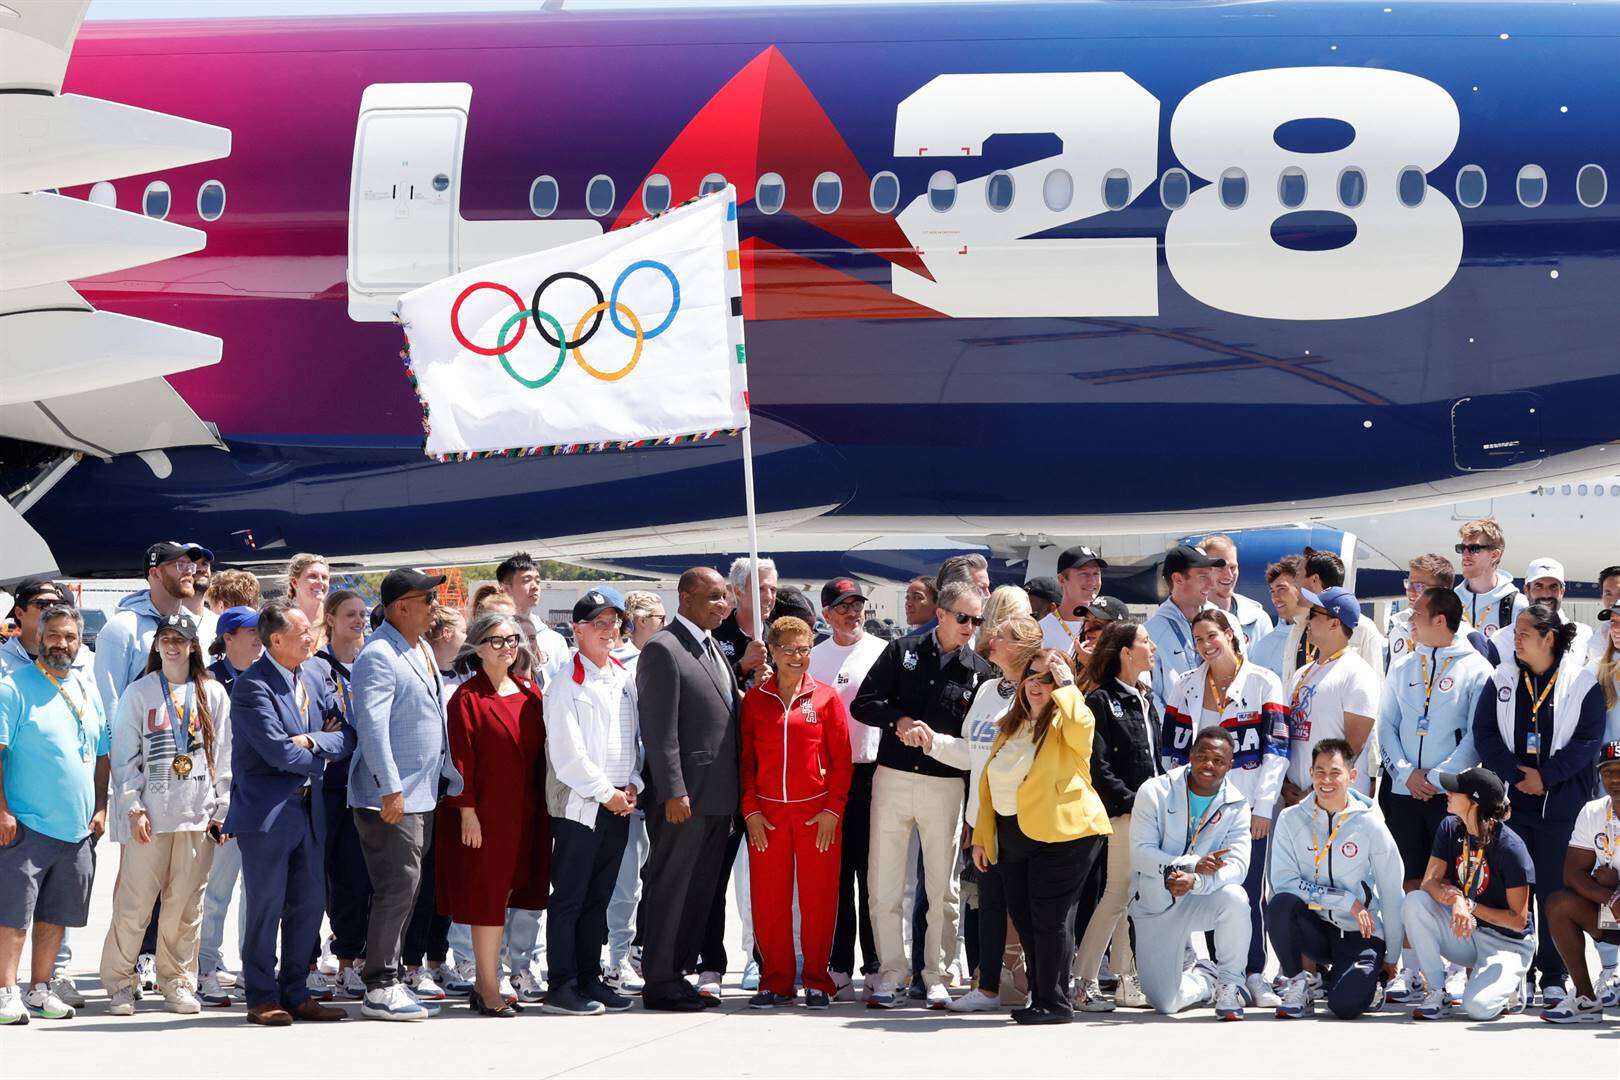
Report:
1270,790,1405,949
740,672,854,820
1160,660,1290,821
1453,572,1527,639
1129,764,1252,918
1474,651,1605,823
1377,639,1492,795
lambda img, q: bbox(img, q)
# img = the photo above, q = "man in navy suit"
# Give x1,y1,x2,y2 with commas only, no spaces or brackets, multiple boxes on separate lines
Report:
225,599,354,1026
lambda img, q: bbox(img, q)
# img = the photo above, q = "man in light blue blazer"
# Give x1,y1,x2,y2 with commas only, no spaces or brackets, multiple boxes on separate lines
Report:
347,569,463,1021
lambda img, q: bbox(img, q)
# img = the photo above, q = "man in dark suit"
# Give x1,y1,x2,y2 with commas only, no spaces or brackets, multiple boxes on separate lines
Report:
224,599,354,1026
635,567,740,1011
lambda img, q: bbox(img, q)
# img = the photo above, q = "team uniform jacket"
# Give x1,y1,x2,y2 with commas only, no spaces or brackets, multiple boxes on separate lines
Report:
544,651,644,828
1161,661,1290,820
740,672,853,820
1453,573,1527,639
1474,651,1605,822
1269,790,1405,948
1129,764,1252,917
1376,640,1492,794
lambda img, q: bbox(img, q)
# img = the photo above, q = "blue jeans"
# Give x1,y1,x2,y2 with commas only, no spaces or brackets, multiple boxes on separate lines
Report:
607,811,648,966
197,837,244,976
448,908,547,976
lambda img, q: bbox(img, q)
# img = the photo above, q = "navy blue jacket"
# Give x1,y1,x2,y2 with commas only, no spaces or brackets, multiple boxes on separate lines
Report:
223,654,353,838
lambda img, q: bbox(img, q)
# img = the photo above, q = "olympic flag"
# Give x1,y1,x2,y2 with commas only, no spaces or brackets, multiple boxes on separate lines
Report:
396,187,748,459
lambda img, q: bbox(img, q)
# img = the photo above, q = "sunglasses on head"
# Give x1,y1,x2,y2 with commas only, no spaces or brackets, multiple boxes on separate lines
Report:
1454,543,1495,555
947,610,985,627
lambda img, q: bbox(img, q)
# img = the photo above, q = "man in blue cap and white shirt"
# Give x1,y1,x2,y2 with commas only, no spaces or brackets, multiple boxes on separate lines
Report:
1146,544,1227,711
1282,586,1382,805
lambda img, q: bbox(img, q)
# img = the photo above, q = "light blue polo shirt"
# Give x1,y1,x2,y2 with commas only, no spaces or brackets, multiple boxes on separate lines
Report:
0,665,110,843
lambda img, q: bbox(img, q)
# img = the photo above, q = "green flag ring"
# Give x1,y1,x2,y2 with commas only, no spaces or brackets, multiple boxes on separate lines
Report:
497,309,567,388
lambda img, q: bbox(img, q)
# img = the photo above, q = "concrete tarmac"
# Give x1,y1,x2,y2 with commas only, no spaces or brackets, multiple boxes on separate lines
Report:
7,842,1613,1078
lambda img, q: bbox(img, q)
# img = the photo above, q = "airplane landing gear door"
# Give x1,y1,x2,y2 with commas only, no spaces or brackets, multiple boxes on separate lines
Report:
347,83,470,322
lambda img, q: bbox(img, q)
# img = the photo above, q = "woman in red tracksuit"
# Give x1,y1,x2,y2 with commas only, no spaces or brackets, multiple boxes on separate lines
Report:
740,616,854,1010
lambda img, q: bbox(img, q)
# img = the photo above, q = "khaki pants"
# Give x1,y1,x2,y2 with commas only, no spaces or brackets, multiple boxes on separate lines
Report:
1074,812,1136,980
868,766,963,990
100,832,215,994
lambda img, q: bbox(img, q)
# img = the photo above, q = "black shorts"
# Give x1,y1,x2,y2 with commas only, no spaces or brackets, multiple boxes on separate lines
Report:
1379,784,1451,880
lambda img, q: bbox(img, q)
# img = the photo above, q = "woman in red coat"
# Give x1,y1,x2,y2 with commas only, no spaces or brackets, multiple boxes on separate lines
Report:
436,612,549,1017
740,616,854,1009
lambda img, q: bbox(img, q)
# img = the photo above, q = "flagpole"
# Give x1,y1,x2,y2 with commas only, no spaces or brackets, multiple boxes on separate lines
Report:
741,424,763,644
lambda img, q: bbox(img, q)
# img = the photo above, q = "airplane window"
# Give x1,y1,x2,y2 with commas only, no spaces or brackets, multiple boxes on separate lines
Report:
142,180,171,220
1612,485,1619,495
1577,163,1607,208
870,171,900,214
986,170,1015,212
1338,167,1366,208
699,172,728,197
1278,167,1307,209
1102,168,1131,211
197,180,226,221
928,170,957,212
1455,165,1486,209
1159,168,1189,210
529,176,559,217
586,174,616,217
1397,167,1426,207
813,171,842,214
1579,484,1589,495
642,174,672,214
1516,164,1546,208
755,172,785,214
1043,168,1074,212
1562,484,1572,494
1219,168,1247,209
89,181,116,208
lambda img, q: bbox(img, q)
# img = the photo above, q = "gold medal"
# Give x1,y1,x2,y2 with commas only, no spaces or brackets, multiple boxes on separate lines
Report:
172,754,194,779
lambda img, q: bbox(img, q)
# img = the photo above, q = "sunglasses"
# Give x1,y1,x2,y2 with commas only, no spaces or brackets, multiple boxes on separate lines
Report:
1024,672,1055,686
1454,543,1496,555
947,610,985,627
25,597,62,610
481,634,523,650
1402,580,1429,594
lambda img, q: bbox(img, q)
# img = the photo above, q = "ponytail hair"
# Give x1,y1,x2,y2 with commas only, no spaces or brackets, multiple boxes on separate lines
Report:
1521,603,1579,664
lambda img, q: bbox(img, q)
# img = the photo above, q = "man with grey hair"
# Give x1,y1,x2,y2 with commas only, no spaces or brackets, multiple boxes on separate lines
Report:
852,581,994,1008
713,556,776,690
935,553,991,599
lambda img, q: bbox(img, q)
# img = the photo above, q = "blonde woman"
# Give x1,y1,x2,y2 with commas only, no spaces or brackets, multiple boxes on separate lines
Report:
285,554,330,650
976,586,1032,664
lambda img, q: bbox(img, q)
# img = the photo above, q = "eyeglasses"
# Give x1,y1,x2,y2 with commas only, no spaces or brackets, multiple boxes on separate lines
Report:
1454,543,1495,555
481,634,523,650
773,645,812,658
947,610,985,627
585,616,623,632
1402,580,1429,595
170,559,198,574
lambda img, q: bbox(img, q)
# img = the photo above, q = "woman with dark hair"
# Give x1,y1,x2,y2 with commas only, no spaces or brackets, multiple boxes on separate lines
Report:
1404,765,1535,1021
1473,602,1607,1006
970,649,1110,1025
102,611,232,1015
1071,619,1158,1010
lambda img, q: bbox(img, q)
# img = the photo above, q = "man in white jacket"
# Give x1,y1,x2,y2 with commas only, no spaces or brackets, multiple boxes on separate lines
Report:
543,591,642,1016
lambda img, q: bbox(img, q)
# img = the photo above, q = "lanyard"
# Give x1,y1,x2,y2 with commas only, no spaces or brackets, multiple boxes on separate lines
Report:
1291,648,1346,712
1310,804,1349,879
1185,788,1221,853
1522,670,1557,747
1053,610,1085,649
35,662,92,759
1418,652,1458,720
159,673,196,754
1204,665,1237,713
1458,836,1486,899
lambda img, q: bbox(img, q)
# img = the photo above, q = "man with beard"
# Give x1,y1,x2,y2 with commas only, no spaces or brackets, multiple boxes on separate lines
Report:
92,542,213,721
1486,559,1591,666
0,580,86,678
180,545,220,651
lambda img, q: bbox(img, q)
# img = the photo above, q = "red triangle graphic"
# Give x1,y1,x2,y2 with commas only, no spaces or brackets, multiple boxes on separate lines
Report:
740,237,938,322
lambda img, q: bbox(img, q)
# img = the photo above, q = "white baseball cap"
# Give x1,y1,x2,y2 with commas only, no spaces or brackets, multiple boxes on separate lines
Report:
1524,557,1565,585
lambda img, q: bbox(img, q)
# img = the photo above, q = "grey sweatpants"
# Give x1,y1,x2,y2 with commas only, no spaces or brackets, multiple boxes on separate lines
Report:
354,809,432,990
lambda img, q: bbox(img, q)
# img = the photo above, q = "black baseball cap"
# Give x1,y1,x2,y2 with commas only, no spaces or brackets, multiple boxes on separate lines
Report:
11,577,67,613
1437,766,1509,817
154,610,199,641
145,541,206,570
1085,596,1130,623
774,586,817,625
1022,577,1062,604
1599,603,1620,622
1598,741,1620,771
572,588,624,623
380,568,447,607
1162,543,1225,580
820,577,866,608
1056,546,1108,574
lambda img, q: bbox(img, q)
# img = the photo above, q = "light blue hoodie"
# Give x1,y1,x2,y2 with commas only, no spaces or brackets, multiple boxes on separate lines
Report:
1129,764,1252,918
1377,639,1493,794
91,590,165,720
1453,571,1526,638
1270,789,1405,949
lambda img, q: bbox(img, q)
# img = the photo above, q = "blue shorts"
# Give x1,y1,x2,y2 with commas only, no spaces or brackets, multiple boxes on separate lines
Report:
0,822,97,929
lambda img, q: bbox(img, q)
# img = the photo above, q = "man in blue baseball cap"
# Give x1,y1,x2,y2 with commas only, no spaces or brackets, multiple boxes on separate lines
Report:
1281,587,1382,806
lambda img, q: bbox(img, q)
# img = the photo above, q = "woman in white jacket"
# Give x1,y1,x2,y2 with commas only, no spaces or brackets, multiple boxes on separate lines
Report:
898,614,1044,1012
101,610,231,1016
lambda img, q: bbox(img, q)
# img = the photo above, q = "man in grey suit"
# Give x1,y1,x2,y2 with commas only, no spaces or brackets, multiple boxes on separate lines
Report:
635,567,740,1011
348,569,464,1021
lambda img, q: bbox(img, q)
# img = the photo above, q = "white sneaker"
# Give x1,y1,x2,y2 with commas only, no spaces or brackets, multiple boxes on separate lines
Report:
1277,974,1314,1019
164,984,200,1014
336,968,367,1000
1540,993,1602,1024
513,968,545,1003
1244,972,1280,1009
946,987,998,1012
1072,978,1115,1013
106,986,136,1016
199,971,232,1007
497,974,517,1003
47,976,85,1010
402,984,441,1016
1305,972,1324,1002
213,968,238,989
134,953,158,994
925,982,951,1009
305,969,336,1001
1598,968,1620,1009
696,970,723,999
362,983,430,1021
1411,986,1451,1020
1383,969,1424,1005
24,983,75,1019
1215,981,1245,1020
1444,963,1466,1004
317,938,339,976
405,968,445,1001
436,961,473,996
1114,972,1147,1009
1541,980,1568,1007
739,959,760,992
606,958,645,994
0,986,28,1025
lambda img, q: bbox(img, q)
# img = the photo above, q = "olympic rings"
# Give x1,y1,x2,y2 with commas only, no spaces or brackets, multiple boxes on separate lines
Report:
609,260,680,340
570,302,643,382
451,282,526,356
496,308,567,389
532,272,604,349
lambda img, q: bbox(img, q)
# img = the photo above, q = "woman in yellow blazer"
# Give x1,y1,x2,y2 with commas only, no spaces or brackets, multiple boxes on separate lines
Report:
971,649,1110,1025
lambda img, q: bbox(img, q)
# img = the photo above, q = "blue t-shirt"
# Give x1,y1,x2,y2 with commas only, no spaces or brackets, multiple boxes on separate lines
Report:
1186,790,1216,850
1430,815,1536,940
0,666,110,843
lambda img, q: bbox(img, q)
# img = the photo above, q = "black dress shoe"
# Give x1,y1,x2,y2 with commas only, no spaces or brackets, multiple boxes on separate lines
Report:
1013,1005,1072,1025
644,994,706,1012
471,990,516,1018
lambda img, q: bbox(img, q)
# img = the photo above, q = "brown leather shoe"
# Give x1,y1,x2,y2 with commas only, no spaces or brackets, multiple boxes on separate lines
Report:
288,998,347,1022
246,1004,293,1026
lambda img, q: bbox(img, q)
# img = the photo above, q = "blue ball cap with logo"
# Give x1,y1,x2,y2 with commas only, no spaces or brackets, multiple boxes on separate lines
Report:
1297,585,1361,632
216,606,260,636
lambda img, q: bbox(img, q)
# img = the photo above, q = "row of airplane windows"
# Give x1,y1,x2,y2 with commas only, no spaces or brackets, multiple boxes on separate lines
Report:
1536,483,1620,496
98,163,1612,224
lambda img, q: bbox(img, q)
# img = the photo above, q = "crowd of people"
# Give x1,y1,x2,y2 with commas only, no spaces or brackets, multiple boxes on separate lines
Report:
1,520,1617,1029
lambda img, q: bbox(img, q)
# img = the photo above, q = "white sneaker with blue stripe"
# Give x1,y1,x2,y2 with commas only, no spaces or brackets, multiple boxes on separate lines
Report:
362,983,430,1021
